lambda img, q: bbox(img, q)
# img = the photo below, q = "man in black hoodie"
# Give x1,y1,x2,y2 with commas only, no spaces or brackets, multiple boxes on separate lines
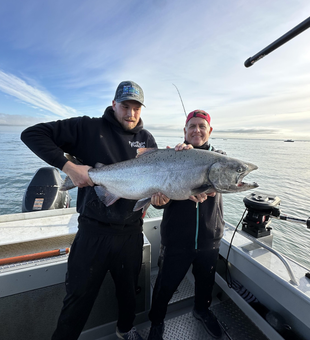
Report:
148,110,225,340
21,81,157,340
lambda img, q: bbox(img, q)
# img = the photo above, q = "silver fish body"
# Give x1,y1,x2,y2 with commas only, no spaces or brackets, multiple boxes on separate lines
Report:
61,148,258,211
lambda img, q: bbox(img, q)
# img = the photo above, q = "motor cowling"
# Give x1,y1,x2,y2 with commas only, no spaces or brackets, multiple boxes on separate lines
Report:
22,167,71,212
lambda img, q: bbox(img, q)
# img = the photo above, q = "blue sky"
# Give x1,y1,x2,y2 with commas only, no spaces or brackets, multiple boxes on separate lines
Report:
0,0,310,139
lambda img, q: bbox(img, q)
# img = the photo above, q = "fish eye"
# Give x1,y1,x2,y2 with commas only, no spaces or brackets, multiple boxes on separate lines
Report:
237,167,244,173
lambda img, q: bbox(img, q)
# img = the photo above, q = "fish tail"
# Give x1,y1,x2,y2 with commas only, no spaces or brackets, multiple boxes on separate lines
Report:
60,176,76,191
60,154,82,190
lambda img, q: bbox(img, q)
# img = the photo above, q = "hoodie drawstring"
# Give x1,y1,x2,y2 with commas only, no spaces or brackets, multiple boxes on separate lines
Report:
195,202,199,250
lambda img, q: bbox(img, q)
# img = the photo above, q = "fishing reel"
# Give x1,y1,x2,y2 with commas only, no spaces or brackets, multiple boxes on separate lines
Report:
242,193,281,238
242,192,310,239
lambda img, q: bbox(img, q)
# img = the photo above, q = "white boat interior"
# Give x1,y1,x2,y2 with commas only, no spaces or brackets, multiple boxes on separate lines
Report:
0,207,309,340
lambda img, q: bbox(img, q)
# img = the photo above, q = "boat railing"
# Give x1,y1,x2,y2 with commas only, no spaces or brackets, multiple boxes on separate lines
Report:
235,227,298,285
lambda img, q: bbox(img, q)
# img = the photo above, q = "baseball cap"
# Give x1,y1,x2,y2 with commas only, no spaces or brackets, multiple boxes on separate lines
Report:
185,110,211,126
114,81,145,106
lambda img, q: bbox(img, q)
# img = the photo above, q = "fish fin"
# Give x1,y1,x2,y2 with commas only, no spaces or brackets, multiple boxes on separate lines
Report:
94,186,120,206
142,202,151,213
136,148,158,158
95,162,105,168
191,184,213,196
60,176,76,191
133,197,152,211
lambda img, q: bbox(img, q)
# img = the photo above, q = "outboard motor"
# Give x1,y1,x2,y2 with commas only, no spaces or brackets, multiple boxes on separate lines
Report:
22,167,71,212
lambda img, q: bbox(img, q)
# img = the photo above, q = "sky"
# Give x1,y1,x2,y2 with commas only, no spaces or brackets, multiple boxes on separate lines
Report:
0,0,310,140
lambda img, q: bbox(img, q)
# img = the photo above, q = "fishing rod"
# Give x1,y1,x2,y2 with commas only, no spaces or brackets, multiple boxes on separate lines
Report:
244,16,310,67
272,213,310,228
172,83,187,118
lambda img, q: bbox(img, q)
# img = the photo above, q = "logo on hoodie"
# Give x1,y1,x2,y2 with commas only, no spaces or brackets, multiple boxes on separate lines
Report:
129,141,146,148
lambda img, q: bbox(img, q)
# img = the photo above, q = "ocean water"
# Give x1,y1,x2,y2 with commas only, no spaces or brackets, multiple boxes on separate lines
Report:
1,132,310,269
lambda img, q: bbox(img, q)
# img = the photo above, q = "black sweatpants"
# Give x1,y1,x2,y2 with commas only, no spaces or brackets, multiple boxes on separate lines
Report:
148,246,219,325
52,226,143,340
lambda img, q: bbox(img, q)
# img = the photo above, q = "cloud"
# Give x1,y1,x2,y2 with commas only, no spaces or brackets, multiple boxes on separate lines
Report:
146,124,285,135
0,70,80,118
0,1,310,142
215,128,281,134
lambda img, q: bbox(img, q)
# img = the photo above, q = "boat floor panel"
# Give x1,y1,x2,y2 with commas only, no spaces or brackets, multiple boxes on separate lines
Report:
94,272,270,340
138,309,229,340
97,298,270,340
213,299,269,340
142,270,269,340
139,300,269,340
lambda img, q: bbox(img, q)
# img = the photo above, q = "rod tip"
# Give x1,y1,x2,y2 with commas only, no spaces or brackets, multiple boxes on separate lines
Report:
244,57,253,68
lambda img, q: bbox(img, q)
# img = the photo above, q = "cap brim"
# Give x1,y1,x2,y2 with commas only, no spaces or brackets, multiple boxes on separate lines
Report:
115,97,145,107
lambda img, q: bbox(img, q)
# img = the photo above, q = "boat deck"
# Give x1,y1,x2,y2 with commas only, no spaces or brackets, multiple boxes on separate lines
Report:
1,208,309,339
86,269,270,340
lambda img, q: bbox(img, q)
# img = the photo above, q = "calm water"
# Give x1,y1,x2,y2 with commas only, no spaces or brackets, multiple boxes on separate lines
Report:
1,132,310,268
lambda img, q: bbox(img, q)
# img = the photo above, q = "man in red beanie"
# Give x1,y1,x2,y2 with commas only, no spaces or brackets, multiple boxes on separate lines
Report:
148,110,225,340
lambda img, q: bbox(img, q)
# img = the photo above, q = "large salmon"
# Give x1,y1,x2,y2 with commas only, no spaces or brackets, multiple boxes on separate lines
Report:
61,148,258,211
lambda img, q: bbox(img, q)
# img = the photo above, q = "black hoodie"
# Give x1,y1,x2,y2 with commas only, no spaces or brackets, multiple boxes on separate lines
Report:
21,106,157,228
158,142,225,250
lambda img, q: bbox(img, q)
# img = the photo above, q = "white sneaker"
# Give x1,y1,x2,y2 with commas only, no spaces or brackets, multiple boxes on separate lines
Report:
116,326,144,340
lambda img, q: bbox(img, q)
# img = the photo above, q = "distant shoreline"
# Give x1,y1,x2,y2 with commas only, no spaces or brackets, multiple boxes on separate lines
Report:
1,127,309,142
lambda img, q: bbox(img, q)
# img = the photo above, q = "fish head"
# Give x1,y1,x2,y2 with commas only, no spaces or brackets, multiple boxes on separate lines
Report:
208,158,259,193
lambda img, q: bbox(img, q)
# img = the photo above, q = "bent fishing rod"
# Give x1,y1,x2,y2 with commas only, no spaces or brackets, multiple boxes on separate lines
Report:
244,16,310,67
